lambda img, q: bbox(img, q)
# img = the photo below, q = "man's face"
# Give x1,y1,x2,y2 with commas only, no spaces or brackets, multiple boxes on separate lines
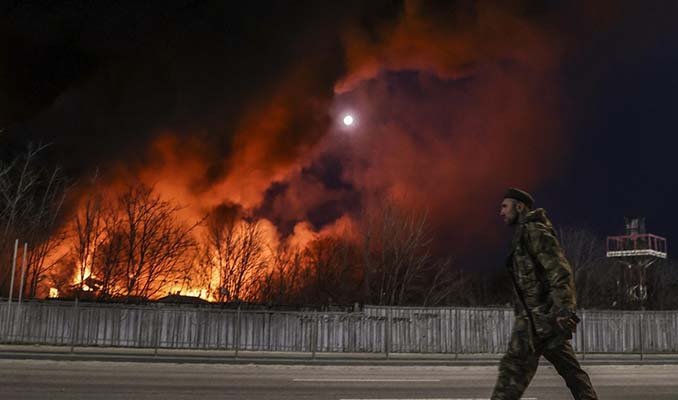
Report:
500,198,519,226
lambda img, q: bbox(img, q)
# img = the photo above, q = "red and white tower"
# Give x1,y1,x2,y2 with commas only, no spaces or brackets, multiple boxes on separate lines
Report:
606,217,667,309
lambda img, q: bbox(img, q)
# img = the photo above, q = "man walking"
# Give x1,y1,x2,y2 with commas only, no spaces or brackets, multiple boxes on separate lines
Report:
491,188,598,400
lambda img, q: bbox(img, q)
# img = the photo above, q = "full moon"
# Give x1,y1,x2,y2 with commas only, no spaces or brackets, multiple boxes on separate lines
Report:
343,115,354,126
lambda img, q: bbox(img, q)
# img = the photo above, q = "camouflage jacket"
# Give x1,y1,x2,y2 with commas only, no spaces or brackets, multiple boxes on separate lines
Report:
507,208,577,341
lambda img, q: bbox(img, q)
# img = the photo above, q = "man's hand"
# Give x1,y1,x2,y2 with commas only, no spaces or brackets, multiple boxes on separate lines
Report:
556,313,580,334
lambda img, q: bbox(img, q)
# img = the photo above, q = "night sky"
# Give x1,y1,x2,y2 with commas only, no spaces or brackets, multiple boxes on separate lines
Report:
2,1,678,271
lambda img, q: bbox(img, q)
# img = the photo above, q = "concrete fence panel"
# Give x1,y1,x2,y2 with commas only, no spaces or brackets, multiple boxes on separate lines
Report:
2,301,678,354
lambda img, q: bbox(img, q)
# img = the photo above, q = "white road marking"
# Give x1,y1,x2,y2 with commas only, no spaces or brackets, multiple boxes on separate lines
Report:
294,378,441,383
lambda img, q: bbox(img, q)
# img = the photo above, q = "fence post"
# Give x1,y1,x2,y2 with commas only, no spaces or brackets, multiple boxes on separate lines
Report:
18,243,27,306
70,298,80,353
234,305,241,358
454,308,460,360
581,310,587,360
5,239,18,342
312,310,317,360
385,308,391,358
438,309,443,353
153,306,161,356
639,312,644,361
267,312,272,351
14,243,28,343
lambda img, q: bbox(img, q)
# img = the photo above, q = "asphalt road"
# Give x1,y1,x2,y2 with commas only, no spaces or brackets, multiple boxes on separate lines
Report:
1,359,676,399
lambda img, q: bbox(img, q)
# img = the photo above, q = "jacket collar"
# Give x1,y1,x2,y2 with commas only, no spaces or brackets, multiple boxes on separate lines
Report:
509,208,550,252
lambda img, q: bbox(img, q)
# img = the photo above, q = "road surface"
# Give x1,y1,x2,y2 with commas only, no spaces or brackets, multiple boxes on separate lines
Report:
1,359,676,399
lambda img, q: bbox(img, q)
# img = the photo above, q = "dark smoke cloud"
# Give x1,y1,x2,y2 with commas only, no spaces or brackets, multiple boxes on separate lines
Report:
6,1,676,268
1,1,385,174
258,1,566,254
1,1,565,253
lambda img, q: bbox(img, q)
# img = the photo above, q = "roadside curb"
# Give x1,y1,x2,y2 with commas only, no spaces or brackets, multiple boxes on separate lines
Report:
2,349,678,366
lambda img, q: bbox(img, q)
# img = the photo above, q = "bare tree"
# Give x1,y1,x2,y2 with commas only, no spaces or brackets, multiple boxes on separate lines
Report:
421,256,459,306
0,143,47,239
118,183,199,300
557,226,607,308
0,143,45,294
300,236,360,305
0,142,69,298
201,209,268,302
91,206,126,299
255,243,304,304
359,201,450,306
71,193,105,295
648,259,678,310
24,167,69,298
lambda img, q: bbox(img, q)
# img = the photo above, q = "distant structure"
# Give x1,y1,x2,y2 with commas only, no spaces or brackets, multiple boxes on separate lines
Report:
607,217,667,309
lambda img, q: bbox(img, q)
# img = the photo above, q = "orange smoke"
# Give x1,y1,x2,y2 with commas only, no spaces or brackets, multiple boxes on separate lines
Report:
332,0,565,247
50,1,571,299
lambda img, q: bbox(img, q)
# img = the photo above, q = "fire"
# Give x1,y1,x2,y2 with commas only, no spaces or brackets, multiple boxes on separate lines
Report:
49,288,59,298
165,285,210,300
49,182,351,303
73,258,93,290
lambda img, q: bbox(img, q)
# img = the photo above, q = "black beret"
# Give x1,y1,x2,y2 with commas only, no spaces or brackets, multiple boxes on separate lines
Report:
504,188,534,208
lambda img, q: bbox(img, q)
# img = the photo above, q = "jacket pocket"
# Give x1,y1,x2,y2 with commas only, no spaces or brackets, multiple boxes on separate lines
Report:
530,307,555,339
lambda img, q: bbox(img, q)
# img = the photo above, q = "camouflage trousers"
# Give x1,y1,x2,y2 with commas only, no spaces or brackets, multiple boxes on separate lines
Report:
491,317,598,400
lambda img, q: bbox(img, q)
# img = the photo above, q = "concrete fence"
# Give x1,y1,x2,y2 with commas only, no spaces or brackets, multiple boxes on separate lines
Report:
2,301,678,355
